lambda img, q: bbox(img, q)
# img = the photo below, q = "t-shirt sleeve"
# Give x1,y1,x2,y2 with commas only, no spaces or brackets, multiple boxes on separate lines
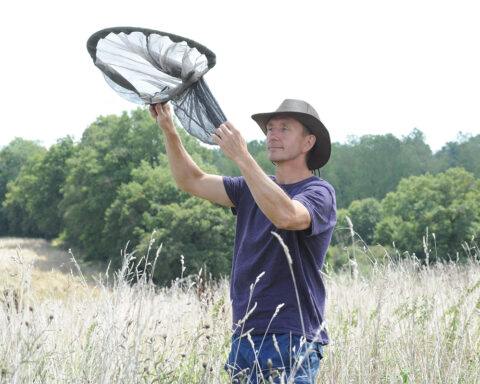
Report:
223,176,245,214
293,184,337,236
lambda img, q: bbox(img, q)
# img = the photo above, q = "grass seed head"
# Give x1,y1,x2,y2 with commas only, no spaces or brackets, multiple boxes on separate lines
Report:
267,358,273,369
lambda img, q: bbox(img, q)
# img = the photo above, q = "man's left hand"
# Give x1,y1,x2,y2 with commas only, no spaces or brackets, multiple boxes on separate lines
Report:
212,121,249,165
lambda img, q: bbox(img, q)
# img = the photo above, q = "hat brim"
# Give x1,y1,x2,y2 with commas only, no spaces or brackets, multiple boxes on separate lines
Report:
251,111,331,169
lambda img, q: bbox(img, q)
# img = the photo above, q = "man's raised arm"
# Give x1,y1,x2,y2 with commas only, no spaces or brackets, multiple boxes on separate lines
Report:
149,103,233,207
212,121,312,231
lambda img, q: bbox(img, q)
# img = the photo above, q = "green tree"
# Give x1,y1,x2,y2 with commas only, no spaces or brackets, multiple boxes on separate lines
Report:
137,197,235,285
347,198,382,244
331,199,382,246
322,129,434,208
434,133,480,178
374,168,480,260
3,137,74,237
0,138,46,234
60,108,222,263
0,138,45,198
102,160,189,265
60,109,166,260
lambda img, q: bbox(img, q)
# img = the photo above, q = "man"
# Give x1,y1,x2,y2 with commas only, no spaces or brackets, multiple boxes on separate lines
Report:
150,99,337,383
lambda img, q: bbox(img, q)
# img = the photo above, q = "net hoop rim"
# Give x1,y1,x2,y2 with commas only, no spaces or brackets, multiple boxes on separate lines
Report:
86,26,217,69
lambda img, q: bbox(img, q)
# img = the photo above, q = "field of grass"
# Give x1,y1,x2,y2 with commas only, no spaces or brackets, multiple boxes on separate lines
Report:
1,237,479,383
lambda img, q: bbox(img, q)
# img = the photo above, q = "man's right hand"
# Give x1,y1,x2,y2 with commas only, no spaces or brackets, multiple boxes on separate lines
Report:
149,103,176,134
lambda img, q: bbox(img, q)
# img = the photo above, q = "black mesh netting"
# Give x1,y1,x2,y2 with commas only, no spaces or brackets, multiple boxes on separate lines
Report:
87,27,226,145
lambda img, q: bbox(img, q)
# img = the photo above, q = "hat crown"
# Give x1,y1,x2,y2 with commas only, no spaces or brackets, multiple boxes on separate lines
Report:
276,99,320,120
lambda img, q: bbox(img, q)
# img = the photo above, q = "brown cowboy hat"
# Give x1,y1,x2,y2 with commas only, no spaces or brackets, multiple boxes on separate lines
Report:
251,99,331,170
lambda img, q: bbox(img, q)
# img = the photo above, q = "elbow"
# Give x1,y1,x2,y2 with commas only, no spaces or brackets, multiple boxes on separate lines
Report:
272,212,296,230
177,181,198,196
272,212,310,231
175,170,205,196
176,180,191,194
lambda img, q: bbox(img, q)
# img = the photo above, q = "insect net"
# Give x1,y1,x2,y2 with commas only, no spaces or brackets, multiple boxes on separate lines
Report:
87,27,226,144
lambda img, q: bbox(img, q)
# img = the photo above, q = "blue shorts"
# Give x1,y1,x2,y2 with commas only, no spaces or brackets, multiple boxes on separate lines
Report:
225,333,324,383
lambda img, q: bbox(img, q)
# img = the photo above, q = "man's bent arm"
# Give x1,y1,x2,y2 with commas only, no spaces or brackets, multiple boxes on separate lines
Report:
212,122,311,231
150,104,233,207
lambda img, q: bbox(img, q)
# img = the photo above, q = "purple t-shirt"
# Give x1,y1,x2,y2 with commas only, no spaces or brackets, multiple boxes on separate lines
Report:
223,175,337,344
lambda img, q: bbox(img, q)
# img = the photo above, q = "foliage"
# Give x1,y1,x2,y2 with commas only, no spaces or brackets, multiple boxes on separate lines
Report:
333,198,382,246
0,138,45,198
101,160,185,261
0,138,45,234
137,197,235,285
347,198,382,244
102,160,235,282
325,243,391,275
2,137,74,237
434,133,480,178
2,108,480,280
323,129,434,208
59,109,168,260
374,167,480,260
59,108,230,282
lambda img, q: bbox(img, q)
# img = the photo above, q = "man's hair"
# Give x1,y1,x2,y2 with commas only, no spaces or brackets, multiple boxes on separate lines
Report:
300,124,312,137
300,123,314,162
300,123,321,176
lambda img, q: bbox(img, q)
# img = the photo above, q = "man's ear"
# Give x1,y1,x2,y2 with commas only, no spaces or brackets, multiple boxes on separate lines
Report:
304,134,316,153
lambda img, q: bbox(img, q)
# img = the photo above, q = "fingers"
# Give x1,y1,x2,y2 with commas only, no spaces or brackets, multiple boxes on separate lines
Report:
217,122,235,137
156,102,170,115
213,121,245,144
149,105,157,118
224,121,237,133
211,133,221,145
212,124,229,146
150,102,171,119
217,124,228,136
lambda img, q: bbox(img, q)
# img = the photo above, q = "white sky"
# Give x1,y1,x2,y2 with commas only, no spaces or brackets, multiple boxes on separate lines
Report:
1,0,479,152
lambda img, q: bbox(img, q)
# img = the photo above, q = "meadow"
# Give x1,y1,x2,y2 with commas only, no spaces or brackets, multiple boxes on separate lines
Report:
1,236,479,383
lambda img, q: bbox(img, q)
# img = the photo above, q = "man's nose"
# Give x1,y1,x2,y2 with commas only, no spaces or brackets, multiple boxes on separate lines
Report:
267,130,279,140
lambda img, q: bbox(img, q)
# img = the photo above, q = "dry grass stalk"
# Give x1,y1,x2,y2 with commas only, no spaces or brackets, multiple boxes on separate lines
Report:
1,237,479,383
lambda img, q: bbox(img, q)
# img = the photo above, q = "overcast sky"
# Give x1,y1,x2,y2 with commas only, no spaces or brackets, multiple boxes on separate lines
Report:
1,0,479,152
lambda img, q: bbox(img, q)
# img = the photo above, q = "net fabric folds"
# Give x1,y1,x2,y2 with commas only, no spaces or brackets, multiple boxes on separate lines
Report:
87,27,226,145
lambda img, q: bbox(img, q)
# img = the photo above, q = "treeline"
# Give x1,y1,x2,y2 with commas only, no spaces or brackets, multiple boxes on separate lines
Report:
1,108,479,282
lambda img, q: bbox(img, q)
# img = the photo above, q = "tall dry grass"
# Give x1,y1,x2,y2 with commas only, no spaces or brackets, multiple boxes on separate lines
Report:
1,236,479,383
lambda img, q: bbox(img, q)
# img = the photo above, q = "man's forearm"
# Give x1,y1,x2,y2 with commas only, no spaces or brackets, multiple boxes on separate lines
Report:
235,155,298,229
162,129,204,193
150,103,205,193
212,121,309,229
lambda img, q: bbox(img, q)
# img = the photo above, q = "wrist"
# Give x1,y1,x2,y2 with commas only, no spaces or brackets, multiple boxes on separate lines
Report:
159,120,177,135
235,152,257,172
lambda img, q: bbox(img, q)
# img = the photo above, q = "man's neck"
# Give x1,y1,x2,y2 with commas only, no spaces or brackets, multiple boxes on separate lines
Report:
275,163,313,184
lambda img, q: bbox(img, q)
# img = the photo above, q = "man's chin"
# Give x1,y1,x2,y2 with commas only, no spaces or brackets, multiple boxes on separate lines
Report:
268,154,279,162
268,150,283,161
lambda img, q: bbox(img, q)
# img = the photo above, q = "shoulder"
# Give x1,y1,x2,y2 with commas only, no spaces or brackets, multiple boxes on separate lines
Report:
312,177,336,196
223,175,246,189
293,176,336,196
292,177,337,209
223,174,276,189
222,176,249,208
307,176,334,188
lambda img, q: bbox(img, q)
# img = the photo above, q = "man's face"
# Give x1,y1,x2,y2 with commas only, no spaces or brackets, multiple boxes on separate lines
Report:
265,115,314,166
